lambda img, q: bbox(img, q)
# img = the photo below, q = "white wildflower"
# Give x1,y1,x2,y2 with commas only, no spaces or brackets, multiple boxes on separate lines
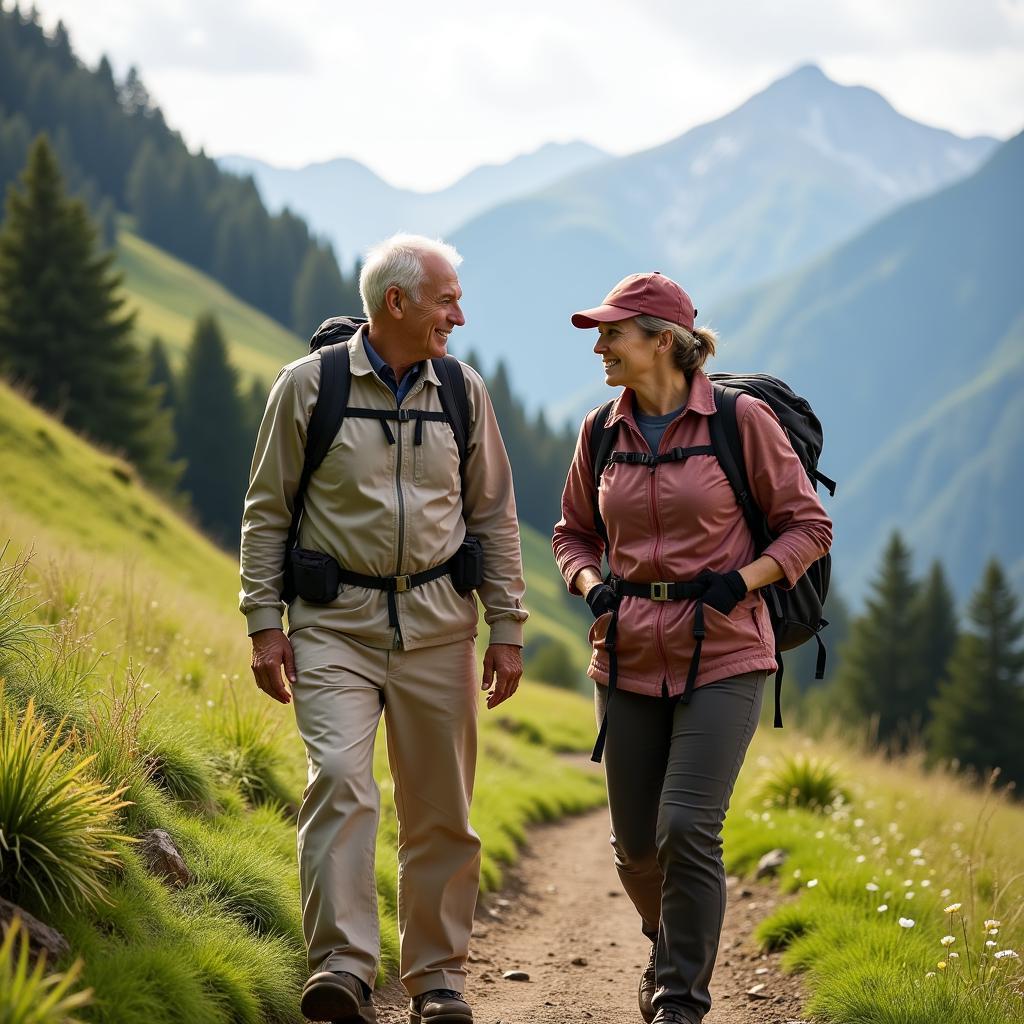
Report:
856,854,866,864
909,848,923,857
866,883,879,892
994,950,1020,961
944,903,962,914
986,940,998,948
807,879,818,888
899,918,916,928
877,904,889,912
940,936,956,947
985,920,1002,930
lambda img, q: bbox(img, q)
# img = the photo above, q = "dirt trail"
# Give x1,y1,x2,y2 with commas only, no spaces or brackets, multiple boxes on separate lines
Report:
372,805,807,1024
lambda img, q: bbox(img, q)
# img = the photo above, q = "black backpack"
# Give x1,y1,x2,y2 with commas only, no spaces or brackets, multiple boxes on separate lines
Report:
281,316,470,603
588,373,836,726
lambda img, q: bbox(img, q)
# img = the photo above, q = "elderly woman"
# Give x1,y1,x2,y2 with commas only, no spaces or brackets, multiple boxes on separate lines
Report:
551,272,832,1024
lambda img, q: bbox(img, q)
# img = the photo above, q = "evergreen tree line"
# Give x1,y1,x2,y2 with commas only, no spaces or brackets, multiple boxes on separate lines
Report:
462,350,578,537
0,5,360,337
806,532,1024,790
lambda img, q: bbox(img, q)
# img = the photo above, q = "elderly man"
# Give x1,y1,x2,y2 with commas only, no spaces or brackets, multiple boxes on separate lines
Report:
240,234,527,1024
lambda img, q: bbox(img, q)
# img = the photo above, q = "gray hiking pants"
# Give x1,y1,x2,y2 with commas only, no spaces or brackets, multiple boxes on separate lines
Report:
596,672,766,1023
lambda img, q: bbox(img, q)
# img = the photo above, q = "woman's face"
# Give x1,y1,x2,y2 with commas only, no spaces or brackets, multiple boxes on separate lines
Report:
593,318,657,389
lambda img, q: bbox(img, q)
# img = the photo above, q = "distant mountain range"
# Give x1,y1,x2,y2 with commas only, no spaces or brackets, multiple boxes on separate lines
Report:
450,64,996,411
217,141,609,267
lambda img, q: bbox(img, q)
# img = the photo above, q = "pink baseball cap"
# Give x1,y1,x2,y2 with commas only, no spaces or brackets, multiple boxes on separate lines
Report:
571,272,696,331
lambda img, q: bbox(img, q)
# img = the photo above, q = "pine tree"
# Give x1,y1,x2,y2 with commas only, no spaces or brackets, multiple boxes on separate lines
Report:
243,376,269,444
291,245,348,339
833,532,922,748
176,313,250,547
928,561,1024,788
911,561,959,721
0,135,178,490
146,336,177,411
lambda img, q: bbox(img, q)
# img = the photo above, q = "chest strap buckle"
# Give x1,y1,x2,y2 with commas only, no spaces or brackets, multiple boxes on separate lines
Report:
651,581,670,601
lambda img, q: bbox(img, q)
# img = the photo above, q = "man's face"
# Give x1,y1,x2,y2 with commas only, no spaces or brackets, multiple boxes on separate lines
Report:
399,253,466,362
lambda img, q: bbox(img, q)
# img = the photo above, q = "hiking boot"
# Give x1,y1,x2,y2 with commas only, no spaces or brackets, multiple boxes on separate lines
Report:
638,941,657,1023
409,989,473,1023
300,971,377,1023
651,1006,696,1024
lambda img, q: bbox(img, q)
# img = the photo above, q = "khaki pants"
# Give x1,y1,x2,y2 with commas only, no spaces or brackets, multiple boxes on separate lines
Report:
290,627,481,997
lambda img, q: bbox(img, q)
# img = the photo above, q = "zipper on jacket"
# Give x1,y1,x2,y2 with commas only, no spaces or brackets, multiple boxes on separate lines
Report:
390,376,429,649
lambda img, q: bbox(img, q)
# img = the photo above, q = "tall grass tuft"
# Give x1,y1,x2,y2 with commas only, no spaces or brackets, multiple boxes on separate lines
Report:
209,694,294,809
0,692,131,912
0,543,47,666
0,916,92,1023
757,753,850,812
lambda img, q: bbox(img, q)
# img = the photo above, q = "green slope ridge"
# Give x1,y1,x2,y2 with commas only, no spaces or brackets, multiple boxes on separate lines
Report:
115,226,306,385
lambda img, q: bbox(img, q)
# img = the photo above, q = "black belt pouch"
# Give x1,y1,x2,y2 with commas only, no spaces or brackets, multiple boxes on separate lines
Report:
450,535,484,595
288,548,341,603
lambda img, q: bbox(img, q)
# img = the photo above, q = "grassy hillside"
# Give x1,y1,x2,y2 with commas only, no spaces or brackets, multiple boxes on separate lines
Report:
115,226,305,385
725,732,1024,1023
0,379,603,1021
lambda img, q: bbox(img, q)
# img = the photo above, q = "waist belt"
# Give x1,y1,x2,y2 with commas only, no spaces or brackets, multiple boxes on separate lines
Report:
592,574,709,763
338,559,456,629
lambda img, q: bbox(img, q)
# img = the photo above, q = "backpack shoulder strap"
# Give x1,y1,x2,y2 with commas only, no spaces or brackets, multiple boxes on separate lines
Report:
709,384,763,545
286,342,351,551
588,400,616,548
431,355,470,500
431,355,469,462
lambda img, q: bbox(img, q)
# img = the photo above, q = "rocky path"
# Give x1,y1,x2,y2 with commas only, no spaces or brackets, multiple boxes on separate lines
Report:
372,806,808,1024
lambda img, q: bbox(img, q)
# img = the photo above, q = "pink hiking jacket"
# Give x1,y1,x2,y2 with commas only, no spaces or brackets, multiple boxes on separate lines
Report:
552,370,833,698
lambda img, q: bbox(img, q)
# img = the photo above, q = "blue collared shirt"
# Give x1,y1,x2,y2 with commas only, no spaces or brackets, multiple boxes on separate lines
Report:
362,333,422,405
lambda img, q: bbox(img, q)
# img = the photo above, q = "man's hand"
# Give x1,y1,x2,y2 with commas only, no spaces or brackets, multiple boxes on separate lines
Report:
250,628,295,704
481,643,523,709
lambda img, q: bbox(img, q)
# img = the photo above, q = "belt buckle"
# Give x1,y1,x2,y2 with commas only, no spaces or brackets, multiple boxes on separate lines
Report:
651,581,670,601
395,575,412,593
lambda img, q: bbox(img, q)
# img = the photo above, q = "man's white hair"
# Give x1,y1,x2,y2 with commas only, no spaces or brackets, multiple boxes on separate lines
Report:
359,233,463,318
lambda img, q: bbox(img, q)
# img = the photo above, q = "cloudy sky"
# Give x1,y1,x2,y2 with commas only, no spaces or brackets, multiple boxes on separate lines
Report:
32,0,1024,191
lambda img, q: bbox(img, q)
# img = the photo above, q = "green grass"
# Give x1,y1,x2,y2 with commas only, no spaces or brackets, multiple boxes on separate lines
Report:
0,382,603,1021
724,733,1024,1023
114,227,305,386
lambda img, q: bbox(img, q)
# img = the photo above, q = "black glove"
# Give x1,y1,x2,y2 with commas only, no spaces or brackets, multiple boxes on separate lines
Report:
697,569,748,615
585,583,619,619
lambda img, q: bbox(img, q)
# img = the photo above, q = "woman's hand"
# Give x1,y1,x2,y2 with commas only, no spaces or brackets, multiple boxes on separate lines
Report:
586,583,619,619
696,570,747,615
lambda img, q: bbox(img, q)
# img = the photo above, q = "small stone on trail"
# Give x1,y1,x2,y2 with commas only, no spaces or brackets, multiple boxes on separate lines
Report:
502,970,530,982
746,983,769,999
756,848,789,879
607,890,620,897
545,884,558,893
755,966,769,975
571,956,588,966
495,898,511,908
739,888,754,898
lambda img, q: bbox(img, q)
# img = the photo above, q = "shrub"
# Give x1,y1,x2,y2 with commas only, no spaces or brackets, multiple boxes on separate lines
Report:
143,724,218,811
0,694,130,911
209,697,293,809
757,753,850,812
0,916,92,1023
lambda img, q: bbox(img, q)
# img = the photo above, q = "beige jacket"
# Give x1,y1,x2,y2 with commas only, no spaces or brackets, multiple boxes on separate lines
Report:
239,326,527,649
